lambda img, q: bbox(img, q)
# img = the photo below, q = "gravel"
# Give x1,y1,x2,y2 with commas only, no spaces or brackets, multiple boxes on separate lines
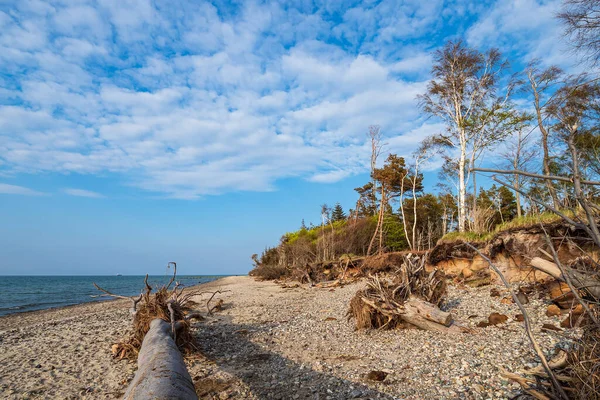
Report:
186,277,580,400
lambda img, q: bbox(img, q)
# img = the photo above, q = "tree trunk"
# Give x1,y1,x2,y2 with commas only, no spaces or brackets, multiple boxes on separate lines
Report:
515,174,522,218
533,89,560,209
412,174,418,251
367,187,385,256
458,133,467,232
123,319,198,400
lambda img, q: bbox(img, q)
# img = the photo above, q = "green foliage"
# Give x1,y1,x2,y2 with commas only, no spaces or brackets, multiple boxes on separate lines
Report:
331,202,346,222
383,213,407,251
440,231,493,243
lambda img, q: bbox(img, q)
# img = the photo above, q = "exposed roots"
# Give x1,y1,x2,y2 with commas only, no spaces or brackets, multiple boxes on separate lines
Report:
96,264,200,360
348,253,448,330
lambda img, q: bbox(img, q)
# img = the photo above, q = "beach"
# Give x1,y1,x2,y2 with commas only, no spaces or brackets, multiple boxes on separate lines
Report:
0,276,573,399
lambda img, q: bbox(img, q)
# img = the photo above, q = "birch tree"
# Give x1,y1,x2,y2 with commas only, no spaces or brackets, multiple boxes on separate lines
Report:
499,113,535,218
418,40,510,232
523,61,564,209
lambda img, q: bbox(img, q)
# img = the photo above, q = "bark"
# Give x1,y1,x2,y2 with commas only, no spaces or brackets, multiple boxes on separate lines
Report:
458,130,467,232
404,297,453,326
123,319,198,400
360,296,461,333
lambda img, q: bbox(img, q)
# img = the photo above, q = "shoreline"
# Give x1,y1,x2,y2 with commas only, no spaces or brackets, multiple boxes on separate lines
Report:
0,275,573,399
0,275,235,321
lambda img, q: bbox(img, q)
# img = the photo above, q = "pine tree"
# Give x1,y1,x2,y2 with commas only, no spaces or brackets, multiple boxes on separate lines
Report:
331,203,346,222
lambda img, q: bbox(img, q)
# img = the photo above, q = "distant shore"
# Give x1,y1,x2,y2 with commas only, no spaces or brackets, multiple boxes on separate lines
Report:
0,275,570,399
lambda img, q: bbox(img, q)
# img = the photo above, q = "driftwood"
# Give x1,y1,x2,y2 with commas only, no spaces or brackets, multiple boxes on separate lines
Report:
348,254,465,332
530,257,600,300
123,319,198,400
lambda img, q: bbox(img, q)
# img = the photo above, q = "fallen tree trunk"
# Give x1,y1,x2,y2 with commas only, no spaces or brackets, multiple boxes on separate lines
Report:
530,257,600,300
123,319,198,400
358,295,461,332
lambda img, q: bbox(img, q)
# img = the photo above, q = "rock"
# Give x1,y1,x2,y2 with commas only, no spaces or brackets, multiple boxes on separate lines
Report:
488,313,508,325
516,290,529,305
500,297,513,305
514,314,524,322
490,288,501,297
549,282,574,308
461,268,473,279
476,321,490,328
546,305,561,317
571,304,584,316
366,370,387,382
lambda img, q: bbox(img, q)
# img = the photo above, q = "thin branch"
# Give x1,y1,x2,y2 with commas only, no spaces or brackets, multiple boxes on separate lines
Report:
205,290,231,315
165,262,177,290
464,243,569,400
93,283,143,313
473,167,600,185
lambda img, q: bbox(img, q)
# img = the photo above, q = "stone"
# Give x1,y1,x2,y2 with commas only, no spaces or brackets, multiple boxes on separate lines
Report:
488,313,508,325
461,268,473,279
490,288,501,297
546,305,561,317
366,370,387,382
514,314,524,322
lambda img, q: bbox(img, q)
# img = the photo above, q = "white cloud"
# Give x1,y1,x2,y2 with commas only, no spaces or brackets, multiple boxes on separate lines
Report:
0,0,573,198
63,188,105,198
0,183,47,196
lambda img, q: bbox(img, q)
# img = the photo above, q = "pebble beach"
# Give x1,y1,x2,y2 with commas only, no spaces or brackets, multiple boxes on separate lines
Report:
0,276,576,399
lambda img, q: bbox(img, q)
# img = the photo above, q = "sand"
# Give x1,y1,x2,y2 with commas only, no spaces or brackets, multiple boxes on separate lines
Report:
0,276,575,399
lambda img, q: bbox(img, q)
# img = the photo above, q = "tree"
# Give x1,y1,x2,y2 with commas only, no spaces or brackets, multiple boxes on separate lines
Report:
354,182,377,218
331,203,346,222
499,112,535,218
547,76,600,242
367,154,414,256
368,125,384,216
418,40,512,232
523,61,564,209
559,0,600,67
399,140,430,250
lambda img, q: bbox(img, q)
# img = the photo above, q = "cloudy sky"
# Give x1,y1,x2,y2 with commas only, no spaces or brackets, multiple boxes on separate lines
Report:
0,0,573,275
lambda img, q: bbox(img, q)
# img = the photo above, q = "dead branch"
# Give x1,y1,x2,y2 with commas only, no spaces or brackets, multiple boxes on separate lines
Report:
93,283,143,313
465,243,569,400
472,167,600,186
204,290,231,315
165,262,177,290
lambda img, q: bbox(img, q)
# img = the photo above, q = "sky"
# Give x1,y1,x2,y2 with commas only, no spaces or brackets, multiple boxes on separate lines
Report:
0,0,576,275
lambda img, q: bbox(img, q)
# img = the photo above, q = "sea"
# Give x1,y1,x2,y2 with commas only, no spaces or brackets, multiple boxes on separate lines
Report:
0,275,227,317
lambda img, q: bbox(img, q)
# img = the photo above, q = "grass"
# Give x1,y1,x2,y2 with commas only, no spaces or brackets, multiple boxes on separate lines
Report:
440,211,572,243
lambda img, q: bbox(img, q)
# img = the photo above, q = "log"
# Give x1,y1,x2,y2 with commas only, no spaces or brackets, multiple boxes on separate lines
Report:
123,319,198,400
404,297,453,326
359,296,461,332
530,257,600,299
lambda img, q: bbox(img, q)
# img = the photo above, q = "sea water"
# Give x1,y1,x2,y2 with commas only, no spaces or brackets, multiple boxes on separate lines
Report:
0,275,226,316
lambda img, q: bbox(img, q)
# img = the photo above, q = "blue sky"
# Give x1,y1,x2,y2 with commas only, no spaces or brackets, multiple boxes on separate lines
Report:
0,0,574,275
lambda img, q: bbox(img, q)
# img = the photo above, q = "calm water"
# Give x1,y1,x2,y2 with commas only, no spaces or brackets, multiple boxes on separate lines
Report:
0,275,227,317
